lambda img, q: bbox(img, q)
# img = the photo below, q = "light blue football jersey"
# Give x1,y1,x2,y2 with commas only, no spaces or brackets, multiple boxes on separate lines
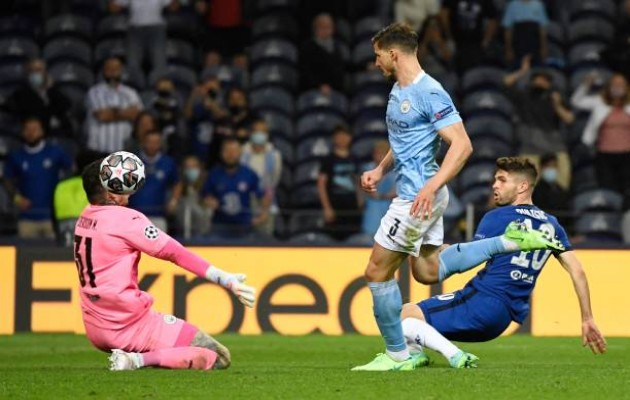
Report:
386,71,462,200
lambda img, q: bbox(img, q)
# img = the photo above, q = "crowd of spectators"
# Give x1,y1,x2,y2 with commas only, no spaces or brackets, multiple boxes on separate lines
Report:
0,0,628,245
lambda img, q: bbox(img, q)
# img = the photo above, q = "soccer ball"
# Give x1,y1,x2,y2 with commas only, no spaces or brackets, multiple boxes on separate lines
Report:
99,151,145,195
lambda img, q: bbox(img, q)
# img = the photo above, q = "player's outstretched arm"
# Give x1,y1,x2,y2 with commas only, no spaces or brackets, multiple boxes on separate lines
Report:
557,250,606,354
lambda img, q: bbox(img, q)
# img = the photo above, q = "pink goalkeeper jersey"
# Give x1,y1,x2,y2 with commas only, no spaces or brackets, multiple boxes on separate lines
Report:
74,204,171,329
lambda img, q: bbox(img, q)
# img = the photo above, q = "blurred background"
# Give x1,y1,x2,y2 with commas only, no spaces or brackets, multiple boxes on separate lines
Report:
0,0,628,248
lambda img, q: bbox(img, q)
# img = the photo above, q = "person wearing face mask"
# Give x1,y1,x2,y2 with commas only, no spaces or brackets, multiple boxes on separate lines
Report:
299,13,346,93
3,59,73,138
3,117,73,239
85,57,143,153
572,73,630,203
174,155,212,237
503,55,575,189
240,119,282,236
532,153,570,231
149,78,184,160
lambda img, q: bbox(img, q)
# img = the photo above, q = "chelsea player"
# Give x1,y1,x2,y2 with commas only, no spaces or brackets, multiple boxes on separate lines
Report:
353,24,562,371
400,157,607,367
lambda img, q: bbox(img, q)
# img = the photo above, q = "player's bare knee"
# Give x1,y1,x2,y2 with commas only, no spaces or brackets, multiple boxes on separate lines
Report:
401,303,425,321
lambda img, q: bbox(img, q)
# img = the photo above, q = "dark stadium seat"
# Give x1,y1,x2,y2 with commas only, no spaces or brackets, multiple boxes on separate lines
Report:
290,186,323,210
459,162,496,192
353,17,384,44
43,38,92,67
462,90,514,119
250,87,295,116
464,115,514,145
251,14,298,42
568,17,614,45
0,16,39,40
251,64,298,91
201,65,246,90
296,136,332,163
48,62,94,90
352,40,376,68
57,84,87,116
468,137,512,164
0,38,39,66
278,162,293,189
287,231,335,244
352,115,387,138
573,189,623,214
287,213,327,236
350,91,386,118
297,89,349,117
149,65,197,96
513,68,567,94
49,137,80,158
546,21,566,46
335,18,352,44
460,186,492,207
571,165,599,194
570,66,612,92
165,39,196,67
568,42,606,71
255,0,298,15
165,13,199,42
95,38,127,66
344,232,374,246
461,66,506,95
570,143,596,171
296,111,346,139
350,136,382,162
0,184,17,235
44,14,92,42
0,63,25,89
293,161,321,187
569,0,616,22
259,110,295,140
272,136,295,166
353,70,390,93
96,15,128,41
251,39,298,67
575,212,622,242
70,0,107,21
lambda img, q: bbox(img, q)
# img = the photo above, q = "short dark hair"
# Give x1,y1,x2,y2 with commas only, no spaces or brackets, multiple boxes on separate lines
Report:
496,157,538,186
371,22,418,54
332,124,351,136
540,153,558,166
221,136,241,149
82,158,106,204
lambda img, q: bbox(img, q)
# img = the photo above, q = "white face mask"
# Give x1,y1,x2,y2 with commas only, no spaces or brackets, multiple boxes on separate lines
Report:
184,168,200,182
251,131,268,145
610,86,627,99
541,168,558,183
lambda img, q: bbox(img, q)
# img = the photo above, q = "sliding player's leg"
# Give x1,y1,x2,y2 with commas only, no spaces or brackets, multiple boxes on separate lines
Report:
109,347,218,371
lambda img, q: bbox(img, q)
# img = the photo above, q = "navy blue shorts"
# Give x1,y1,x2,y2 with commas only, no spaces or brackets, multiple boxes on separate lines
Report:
418,286,512,342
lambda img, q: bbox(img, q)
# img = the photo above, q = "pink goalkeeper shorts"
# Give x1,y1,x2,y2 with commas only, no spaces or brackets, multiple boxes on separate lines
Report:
84,310,199,353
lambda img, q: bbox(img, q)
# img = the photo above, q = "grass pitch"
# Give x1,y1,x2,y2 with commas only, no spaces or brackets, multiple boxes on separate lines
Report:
0,334,629,400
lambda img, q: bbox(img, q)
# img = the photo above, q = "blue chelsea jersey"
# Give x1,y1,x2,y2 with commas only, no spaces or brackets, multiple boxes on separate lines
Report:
469,205,572,323
386,72,462,200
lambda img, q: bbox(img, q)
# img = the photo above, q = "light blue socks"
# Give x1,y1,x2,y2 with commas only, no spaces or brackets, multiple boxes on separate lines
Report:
368,279,408,359
438,237,518,282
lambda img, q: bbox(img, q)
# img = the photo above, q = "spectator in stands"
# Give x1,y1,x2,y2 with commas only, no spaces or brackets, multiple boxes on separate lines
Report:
54,150,104,246
195,0,249,56
440,0,498,74
202,138,270,238
147,78,184,159
240,119,282,236
299,13,346,93
125,111,157,153
3,59,73,138
185,75,228,163
175,155,212,237
3,118,72,239
601,0,630,80
203,51,223,69
501,0,549,67
109,0,179,80
85,57,142,153
361,140,396,237
128,130,180,232
417,17,455,79
571,73,630,204
394,0,440,33
317,125,361,241
503,56,574,189
532,153,571,229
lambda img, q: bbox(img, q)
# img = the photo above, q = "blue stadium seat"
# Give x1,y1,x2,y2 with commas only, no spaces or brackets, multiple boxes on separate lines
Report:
296,111,345,140
0,63,25,90
296,136,332,163
460,162,496,192
259,110,294,141
468,137,512,164
43,38,92,67
287,212,326,236
297,89,349,117
568,42,606,71
461,66,506,95
569,0,616,22
350,136,382,162
149,65,197,97
571,165,598,194
272,136,295,166
201,65,247,90
97,15,128,40
546,21,566,46
293,160,321,187
462,90,513,119
252,14,298,41
95,38,127,66
353,17,384,44
0,16,39,40
568,17,614,45
290,186,323,210
460,186,492,207
351,91,387,119
251,64,298,91
352,115,387,138
0,38,39,66
165,39,196,67
344,232,374,246
352,40,375,68
251,39,298,67
353,70,390,93
464,115,514,145
250,87,294,116
575,212,622,242
335,18,352,44
49,62,94,90
44,14,92,42
573,189,623,213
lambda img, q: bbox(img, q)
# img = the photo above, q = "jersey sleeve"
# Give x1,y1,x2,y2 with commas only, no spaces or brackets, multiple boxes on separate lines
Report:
422,90,462,131
118,210,171,257
473,212,495,241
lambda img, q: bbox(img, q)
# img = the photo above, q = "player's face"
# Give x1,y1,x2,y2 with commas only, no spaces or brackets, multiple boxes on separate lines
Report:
492,170,520,206
373,44,395,79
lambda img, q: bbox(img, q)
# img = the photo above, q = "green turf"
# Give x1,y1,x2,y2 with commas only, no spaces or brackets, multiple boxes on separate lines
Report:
0,334,629,400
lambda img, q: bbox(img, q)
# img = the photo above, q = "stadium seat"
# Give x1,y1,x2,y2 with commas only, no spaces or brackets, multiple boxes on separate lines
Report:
95,38,127,66
352,115,387,138
0,16,39,40
350,136,382,162
569,0,616,22
353,17,384,44
70,0,107,21
296,136,332,162
575,212,623,242
287,212,327,236
57,84,87,116
250,87,294,116
290,185,323,210
259,110,294,141
278,164,293,189
43,38,92,67
573,189,623,214
165,13,199,42
464,115,514,145
353,70,390,93
297,89,349,117
250,39,298,67
201,65,246,90
569,66,612,93
546,21,566,47
272,136,295,166
461,66,506,95
460,186,492,207
0,38,39,66
462,90,513,119
287,231,336,244
293,160,321,187
571,165,599,194
0,183,17,235
459,162,496,192
468,137,512,164
568,42,606,71
148,65,197,97
513,68,567,94
251,64,298,92
44,14,92,42
568,17,614,45
0,63,25,89
344,232,374,246
251,14,298,42
296,111,346,140
49,62,94,90
570,143,596,171
96,14,128,40
350,91,386,118
335,18,352,44
352,40,376,68
255,0,298,15
49,137,80,158
165,39,196,67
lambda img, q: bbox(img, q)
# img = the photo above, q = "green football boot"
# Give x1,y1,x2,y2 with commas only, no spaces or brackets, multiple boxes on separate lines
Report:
449,351,479,369
351,353,417,371
503,220,565,252
410,351,430,368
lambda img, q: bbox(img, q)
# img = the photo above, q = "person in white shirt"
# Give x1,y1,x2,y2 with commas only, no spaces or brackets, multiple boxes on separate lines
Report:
85,57,143,153
109,0,179,80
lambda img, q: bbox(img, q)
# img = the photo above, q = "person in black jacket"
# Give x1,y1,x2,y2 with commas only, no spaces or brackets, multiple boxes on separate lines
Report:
532,153,571,231
299,13,346,93
3,59,74,138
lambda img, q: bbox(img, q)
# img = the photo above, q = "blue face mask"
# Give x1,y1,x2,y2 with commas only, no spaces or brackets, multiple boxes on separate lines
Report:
184,168,200,182
541,168,558,183
251,131,268,145
29,72,44,88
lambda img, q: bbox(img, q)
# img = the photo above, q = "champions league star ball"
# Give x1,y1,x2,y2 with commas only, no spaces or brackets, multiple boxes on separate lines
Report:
99,151,146,195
